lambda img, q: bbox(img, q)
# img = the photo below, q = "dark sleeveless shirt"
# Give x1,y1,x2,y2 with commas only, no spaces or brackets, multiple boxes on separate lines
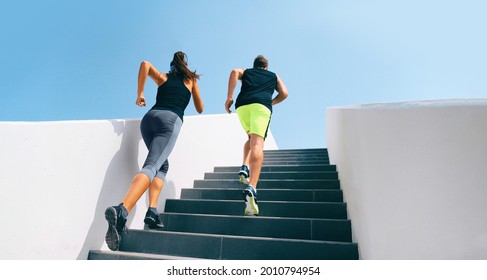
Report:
151,74,191,120
235,68,277,112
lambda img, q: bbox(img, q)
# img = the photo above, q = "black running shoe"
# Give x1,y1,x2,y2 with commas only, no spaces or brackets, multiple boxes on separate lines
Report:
104,205,127,251
144,209,164,229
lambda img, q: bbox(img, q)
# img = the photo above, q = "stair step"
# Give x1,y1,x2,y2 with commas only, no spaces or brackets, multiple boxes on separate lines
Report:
158,213,352,242
205,171,338,180
264,151,327,155
181,188,343,202
262,160,330,165
164,199,347,219
214,164,337,172
263,159,330,163
88,250,204,260
119,230,358,260
262,157,329,160
222,236,357,260
264,148,327,154
193,179,340,189
88,148,357,260
263,154,328,159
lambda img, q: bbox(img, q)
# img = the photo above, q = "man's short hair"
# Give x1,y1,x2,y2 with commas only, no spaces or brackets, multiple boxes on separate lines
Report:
253,55,268,69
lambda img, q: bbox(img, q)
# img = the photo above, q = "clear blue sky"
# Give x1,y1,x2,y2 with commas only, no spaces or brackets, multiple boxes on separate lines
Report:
1,0,486,149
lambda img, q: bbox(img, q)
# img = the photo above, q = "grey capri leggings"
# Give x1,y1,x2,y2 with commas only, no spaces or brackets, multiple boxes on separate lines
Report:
139,109,183,182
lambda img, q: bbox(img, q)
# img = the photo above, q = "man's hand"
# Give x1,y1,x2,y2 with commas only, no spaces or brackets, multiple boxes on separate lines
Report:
225,98,234,113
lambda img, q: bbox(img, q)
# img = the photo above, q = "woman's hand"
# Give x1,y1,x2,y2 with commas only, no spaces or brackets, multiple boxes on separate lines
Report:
136,96,146,107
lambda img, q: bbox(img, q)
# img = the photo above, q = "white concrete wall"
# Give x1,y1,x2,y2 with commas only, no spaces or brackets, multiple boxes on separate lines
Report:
0,114,277,260
326,99,487,259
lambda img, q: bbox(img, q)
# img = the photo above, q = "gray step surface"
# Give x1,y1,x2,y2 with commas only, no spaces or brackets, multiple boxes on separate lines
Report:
214,164,337,172
262,158,330,164
263,157,329,161
164,199,348,219
264,148,327,154
181,188,343,202
205,171,338,180
119,230,358,260
88,250,205,260
262,160,330,165
264,153,329,159
158,213,352,242
262,155,329,160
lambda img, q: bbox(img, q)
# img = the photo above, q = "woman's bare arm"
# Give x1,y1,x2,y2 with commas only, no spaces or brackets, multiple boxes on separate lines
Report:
191,79,204,113
136,61,166,107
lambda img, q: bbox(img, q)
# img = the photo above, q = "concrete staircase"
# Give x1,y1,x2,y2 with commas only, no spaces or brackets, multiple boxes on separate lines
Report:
88,148,359,260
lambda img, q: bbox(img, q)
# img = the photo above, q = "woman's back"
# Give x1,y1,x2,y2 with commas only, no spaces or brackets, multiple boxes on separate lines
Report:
152,74,192,120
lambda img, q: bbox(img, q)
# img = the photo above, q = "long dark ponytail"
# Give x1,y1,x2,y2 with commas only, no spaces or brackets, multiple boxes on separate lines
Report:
169,51,200,80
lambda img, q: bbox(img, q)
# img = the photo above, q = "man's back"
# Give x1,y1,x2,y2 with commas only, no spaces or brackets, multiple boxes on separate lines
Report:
236,68,277,112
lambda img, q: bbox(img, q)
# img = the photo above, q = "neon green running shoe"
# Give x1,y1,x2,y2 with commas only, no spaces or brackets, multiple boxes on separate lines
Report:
239,165,250,184
243,186,259,216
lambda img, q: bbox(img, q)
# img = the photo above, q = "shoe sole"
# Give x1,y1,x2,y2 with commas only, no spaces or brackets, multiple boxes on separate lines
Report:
239,170,249,176
242,189,259,216
144,216,164,229
239,174,250,185
238,168,249,184
104,207,121,251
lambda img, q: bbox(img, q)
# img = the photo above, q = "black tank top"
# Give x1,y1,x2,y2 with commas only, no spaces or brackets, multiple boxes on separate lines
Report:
235,68,277,112
151,74,191,120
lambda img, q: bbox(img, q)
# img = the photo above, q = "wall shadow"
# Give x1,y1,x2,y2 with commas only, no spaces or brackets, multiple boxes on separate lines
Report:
76,120,141,259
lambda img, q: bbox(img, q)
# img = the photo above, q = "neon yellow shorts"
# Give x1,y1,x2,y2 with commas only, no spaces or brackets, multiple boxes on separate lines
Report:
236,103,271,139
